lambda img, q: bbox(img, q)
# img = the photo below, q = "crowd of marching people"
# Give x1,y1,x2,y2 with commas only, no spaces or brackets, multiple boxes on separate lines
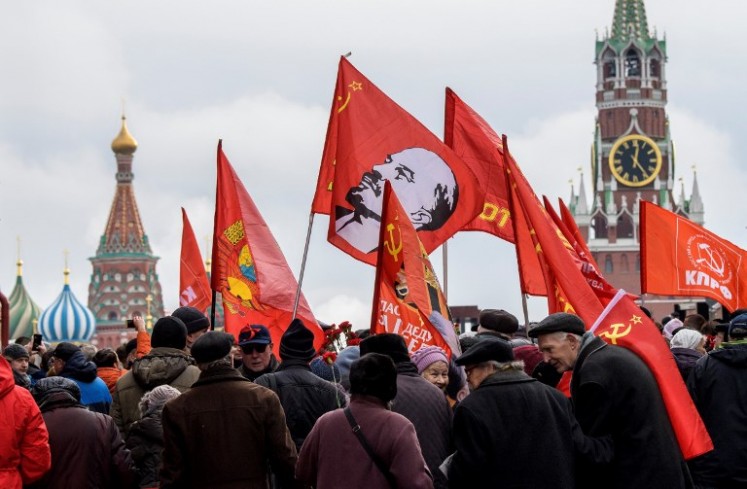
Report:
2,304,746,488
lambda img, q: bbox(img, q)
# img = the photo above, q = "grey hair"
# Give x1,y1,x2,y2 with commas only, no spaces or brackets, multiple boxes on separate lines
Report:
139,384,182,417
484,360,525,372
79,343,98,361
545,331,583,344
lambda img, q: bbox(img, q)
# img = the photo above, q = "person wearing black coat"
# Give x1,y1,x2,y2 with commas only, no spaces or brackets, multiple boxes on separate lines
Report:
448,337,613,489
687,314,747,488
29,376,135,489
530,313,691,489
255,319,346,451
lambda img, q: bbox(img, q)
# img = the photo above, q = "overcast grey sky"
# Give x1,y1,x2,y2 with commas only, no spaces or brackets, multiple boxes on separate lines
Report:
2,1,746,328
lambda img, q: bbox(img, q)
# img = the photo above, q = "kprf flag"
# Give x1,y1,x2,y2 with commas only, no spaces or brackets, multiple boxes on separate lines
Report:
371,181,457,357
641,201,747,311
444,88,514,242
212,141,323,354
590,290,714,459
311,57,484,265
179,208,211,313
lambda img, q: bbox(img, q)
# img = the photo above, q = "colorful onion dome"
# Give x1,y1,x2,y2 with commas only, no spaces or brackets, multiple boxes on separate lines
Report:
39,267,96,342
8,259,41,340
111,115,138,155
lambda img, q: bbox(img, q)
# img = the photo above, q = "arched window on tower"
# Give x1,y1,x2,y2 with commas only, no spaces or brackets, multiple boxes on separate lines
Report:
604,60,616,79
617,212,634,239
621,254,630,273
108,311,118,321
650,58,660,78
625,49,641,77
605,255,614,274
591,213,608,240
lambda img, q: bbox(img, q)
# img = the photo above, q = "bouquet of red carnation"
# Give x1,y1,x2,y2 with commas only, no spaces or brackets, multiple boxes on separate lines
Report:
319,321,359,354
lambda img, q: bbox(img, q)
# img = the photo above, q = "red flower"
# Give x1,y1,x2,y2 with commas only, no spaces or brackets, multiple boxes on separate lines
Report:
347,338,361,346
322,351,338,365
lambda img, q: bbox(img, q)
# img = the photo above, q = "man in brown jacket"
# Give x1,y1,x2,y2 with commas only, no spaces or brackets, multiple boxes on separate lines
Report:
111,316,200,435
160,332,299,489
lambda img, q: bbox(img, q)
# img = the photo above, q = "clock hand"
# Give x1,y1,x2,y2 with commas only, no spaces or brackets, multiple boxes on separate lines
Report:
632,158,649,178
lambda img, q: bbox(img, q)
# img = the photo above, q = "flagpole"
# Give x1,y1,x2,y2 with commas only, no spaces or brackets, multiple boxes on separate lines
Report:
521,293,530,329
293,211,316,318
442,241,449,302
210,291,216,331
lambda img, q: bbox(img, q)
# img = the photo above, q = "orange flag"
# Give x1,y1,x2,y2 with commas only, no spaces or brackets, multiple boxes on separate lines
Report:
211,141,324,354
371,181,458,357
591,289,714,459
641,201,747,311
179,208,212,313
311,57,484,265
444,88,513,242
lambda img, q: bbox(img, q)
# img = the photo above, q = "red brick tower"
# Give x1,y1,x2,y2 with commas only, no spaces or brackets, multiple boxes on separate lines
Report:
572,0,704,319
88,115,165,348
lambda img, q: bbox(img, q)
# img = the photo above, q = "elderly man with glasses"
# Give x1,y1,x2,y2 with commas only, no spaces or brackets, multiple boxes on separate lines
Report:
237,324,279,381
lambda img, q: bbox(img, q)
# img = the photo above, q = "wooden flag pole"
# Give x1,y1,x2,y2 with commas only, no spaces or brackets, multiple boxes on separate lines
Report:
521,293,530,330
293,212,316,319
442,240,449,302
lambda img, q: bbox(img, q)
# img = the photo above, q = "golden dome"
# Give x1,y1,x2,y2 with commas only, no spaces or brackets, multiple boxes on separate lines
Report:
111,116,138,155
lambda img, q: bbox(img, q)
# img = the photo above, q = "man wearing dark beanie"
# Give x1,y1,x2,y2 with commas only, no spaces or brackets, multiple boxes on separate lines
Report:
255,319,346,450
171,306,211,354
160,332,298,488
297,353,433,489
360,334,451,489
111,316,200,435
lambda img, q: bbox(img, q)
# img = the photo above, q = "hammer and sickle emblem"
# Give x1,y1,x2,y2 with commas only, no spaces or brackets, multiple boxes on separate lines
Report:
599,322,632,345
384,223,403,262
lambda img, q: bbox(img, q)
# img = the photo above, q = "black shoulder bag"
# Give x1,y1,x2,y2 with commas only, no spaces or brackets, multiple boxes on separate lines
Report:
343,407,397,489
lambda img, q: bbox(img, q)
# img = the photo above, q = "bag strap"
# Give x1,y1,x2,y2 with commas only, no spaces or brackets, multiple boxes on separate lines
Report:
344,407,397,489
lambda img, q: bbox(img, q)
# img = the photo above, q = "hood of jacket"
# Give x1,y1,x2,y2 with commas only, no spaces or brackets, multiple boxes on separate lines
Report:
132,347,195,389
710,341,747,368
59,350,98,383
0,356,15,399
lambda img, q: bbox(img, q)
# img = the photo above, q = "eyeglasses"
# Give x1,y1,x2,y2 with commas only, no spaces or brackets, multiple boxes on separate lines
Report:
241,343,268,354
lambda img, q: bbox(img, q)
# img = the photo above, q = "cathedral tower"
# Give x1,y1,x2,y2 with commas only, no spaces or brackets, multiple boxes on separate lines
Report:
88,115,164,348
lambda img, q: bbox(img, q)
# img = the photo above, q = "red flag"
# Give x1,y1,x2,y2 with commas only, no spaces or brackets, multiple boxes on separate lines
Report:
179,208,212,313
542,196,619,305
311,57,484,265
371,181,458,357
590,290,714,459
212,142,324,354
558,198,600,271
444,88,513,242
503,138,605,326
641,201,747,311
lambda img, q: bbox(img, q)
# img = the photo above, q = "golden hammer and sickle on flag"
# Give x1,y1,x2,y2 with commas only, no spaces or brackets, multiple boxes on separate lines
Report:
599,322,633,345
384,222,403,262
337,80,363,113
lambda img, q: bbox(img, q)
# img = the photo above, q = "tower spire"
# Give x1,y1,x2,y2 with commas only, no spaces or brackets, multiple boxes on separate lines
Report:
576,169,589,215
610,0,650,41
689,165,704,224
16,236,22,277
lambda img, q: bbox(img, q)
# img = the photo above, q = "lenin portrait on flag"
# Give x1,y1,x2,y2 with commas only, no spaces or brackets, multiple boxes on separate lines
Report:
335,147,459,254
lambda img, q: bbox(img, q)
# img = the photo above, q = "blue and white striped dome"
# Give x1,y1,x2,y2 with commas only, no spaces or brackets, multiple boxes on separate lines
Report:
39,268,96,342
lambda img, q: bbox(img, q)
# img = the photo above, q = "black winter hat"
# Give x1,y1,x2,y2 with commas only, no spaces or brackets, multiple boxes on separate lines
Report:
151,317,188,350
191,332,234,364
172,306,211,334
528,313,586,338
478,309,519,335
350,353,397,402
279,319,315,361
359,333,410,364
455,337,514,366
3,343,29,360
52,342,80,362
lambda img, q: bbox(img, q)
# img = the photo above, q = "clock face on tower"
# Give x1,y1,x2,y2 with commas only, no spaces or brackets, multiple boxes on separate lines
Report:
608,134,663,187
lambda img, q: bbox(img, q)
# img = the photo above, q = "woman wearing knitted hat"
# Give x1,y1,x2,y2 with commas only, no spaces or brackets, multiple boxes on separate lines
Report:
410,345,451,399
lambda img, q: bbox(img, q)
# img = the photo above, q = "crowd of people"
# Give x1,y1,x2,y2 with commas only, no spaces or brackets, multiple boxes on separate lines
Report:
1,304,746,488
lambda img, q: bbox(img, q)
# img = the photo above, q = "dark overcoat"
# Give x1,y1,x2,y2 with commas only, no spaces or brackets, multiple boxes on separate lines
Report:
571,336,690,489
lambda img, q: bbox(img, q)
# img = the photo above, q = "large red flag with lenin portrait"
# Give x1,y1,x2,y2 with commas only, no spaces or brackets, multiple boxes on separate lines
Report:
179,208,212,313
371,181,459,358
641,201,747,311
211,142,324,355
311,57,484,265
444,90,547,296
590,289,714,459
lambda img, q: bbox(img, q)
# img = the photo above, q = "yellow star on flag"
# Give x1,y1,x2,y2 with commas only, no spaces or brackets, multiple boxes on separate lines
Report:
630,314,642,325
349,81,363,91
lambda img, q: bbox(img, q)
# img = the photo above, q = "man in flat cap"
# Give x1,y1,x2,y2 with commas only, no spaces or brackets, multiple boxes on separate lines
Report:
160,332,298,489
447,336,612,489
529,312,691,489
